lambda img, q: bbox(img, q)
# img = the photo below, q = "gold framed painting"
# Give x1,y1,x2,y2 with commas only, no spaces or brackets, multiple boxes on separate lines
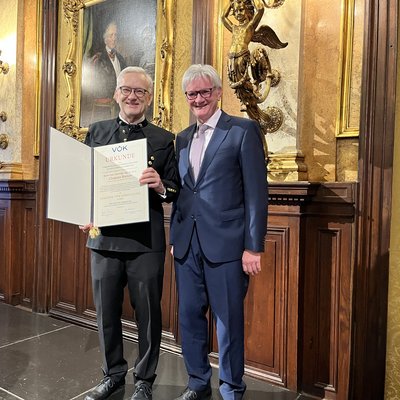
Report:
335,0,363,138
56,0,176,141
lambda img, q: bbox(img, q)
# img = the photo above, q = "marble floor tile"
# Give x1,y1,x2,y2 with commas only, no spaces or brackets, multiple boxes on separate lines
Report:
0,303,69,347
0,303,306,400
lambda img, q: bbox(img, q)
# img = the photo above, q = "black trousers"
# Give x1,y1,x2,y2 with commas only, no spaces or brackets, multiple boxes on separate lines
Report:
90,249,165,384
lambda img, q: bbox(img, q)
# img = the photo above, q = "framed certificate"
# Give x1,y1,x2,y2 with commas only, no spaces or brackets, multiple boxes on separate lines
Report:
47,127,149,227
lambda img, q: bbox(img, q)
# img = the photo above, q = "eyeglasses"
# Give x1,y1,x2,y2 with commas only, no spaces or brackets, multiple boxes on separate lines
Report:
119,86,149,98
185,87,214,100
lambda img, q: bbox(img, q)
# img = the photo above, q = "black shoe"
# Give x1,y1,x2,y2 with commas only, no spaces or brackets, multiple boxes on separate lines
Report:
131,380,152,400
174,386,212,400
84,377,125,400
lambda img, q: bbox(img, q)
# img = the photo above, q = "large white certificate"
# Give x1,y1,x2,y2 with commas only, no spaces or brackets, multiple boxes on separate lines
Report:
47,127,149,227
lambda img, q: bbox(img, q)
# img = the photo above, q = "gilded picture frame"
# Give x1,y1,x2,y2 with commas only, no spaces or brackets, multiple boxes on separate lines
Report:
335,0,362,138
57,0,176,142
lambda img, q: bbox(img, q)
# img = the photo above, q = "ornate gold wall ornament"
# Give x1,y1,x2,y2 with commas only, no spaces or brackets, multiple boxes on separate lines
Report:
0,162,23,178
267,151,308,181
0,50,9,74
0,111,7,122
153,0,176,130
0,134,9,149
62,61,77,77
222,0,288,153
58,0,176,141
265,0,285,8
63,0,85,34
270,68,280,87
263,106,283,133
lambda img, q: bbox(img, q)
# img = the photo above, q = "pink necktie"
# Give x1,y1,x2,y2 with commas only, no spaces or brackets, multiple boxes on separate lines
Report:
190,124,208,180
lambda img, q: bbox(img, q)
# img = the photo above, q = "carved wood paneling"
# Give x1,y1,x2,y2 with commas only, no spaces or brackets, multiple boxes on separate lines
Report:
19,206,36,306
244,226,289,386
0,172,355,399
50,223,84,314
0,206,7,302
301,184,355,399
0,181,37,307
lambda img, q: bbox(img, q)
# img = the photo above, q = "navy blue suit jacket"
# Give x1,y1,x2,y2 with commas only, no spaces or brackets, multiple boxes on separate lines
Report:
170,111,268,263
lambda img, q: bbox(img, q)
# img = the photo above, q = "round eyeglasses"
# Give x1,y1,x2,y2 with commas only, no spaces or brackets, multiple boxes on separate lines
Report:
119,86,149,98
185,87,214,100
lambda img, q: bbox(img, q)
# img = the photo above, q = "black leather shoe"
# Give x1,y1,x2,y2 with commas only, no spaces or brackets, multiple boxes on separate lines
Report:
84,377,125,400
131,380,152,399
174,386,212,400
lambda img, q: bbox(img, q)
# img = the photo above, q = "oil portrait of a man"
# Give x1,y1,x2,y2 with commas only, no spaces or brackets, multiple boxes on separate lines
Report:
79,0,157,127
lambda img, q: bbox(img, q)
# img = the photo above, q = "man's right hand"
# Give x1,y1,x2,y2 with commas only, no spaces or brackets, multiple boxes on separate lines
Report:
79,223,93,234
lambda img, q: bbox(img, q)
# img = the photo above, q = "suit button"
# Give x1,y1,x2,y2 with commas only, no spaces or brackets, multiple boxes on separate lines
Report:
193,190,197,194
191,215,194,219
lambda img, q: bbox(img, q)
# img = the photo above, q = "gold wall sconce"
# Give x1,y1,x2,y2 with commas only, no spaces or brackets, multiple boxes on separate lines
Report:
265,0,286,8
0,50,9,74
0,134,9,149
0,110,8,149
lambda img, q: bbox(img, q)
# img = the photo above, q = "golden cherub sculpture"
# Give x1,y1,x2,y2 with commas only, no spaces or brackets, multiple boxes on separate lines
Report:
222,0,287,153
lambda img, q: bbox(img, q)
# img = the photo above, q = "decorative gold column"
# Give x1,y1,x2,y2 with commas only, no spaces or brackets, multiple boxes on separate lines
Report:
0,0,22,179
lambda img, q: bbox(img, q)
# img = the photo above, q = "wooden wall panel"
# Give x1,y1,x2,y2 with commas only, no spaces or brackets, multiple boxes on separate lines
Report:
0,177,354,398
300,184,354,399
0,181,36,306
20,205,35,307
0,205,8,302
243,227,288,386
160,223,180,350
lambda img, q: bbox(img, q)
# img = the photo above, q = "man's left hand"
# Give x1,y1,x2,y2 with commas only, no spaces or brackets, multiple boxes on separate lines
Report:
139,167,165,194
242,250,262,276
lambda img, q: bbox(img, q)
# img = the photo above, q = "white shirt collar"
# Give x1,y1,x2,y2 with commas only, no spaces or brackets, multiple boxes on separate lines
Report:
197,108,222,130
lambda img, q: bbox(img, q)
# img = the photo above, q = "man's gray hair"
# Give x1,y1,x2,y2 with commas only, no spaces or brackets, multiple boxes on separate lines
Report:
103,22,117,39
182,64,222,92
117,66,153,94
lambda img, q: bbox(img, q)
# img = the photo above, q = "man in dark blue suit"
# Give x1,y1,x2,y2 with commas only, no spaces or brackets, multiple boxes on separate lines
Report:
170,64,268,400
80,66,179,400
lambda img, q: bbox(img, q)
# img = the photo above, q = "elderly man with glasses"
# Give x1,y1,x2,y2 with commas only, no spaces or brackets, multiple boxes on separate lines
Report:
80,66,179,400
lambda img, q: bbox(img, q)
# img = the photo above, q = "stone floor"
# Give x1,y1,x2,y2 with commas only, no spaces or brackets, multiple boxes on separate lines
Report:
0,302,315,400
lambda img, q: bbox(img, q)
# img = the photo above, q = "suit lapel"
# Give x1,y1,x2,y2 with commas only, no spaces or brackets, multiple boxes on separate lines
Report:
179,125,196,186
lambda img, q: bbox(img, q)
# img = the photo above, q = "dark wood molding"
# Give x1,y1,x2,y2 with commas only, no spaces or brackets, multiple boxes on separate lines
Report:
32,0,58,313
351,0,398,398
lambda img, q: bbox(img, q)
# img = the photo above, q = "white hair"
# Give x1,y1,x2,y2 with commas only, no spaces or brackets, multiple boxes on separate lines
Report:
182,64,222,92
116,66,153,94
